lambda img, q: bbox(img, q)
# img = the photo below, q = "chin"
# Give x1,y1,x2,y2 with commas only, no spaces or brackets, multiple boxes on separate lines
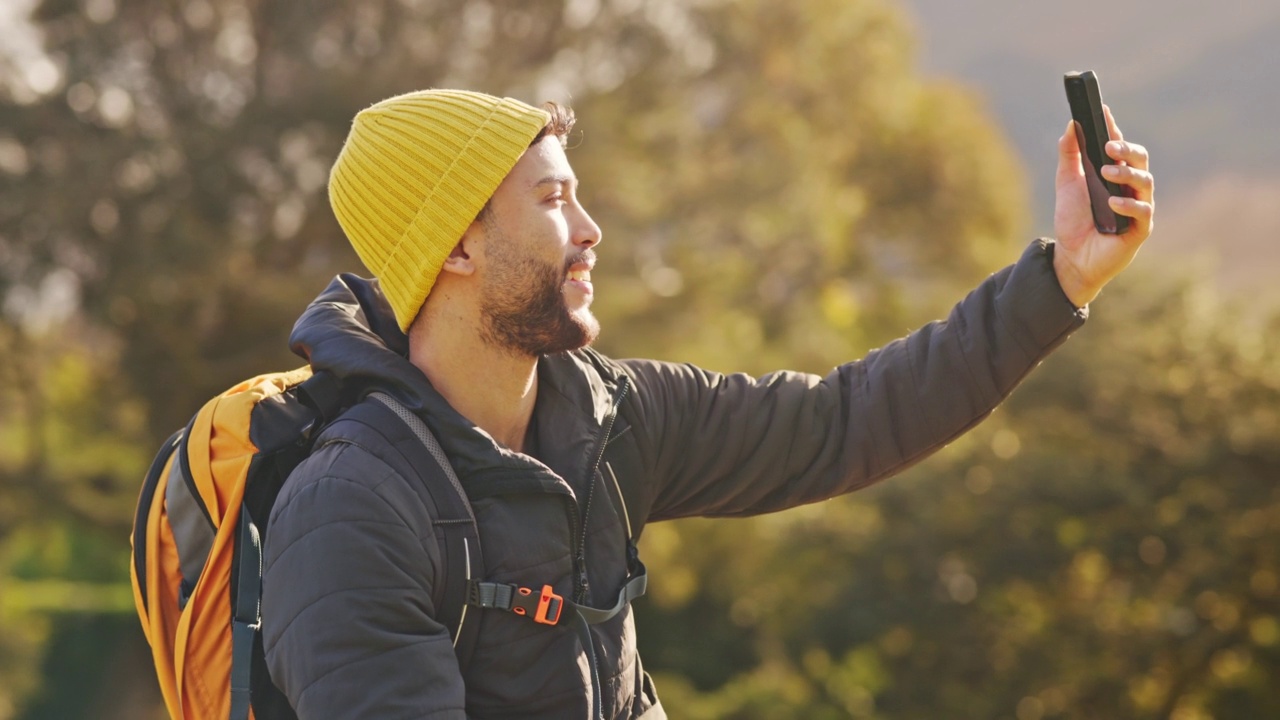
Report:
571,311,601,348
580,322,602,348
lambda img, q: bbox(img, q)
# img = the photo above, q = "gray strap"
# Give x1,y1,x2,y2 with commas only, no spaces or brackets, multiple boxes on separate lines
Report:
572,570,648,625
164,451,214,605
229,507,262,720
368,392,475,528
366,391,481,646
470,581,518,611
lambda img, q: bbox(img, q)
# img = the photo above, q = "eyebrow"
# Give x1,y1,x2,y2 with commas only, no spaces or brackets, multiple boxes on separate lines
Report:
530,174,576,191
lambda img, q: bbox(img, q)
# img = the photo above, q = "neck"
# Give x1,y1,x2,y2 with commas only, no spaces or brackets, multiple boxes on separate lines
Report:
409,310,539,454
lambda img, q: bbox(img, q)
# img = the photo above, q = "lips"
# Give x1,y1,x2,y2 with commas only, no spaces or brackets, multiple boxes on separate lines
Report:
564,251,595,296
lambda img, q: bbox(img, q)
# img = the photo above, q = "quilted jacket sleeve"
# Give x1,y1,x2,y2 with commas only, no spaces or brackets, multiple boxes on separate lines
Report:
623,239,1088,521
261,441,465,719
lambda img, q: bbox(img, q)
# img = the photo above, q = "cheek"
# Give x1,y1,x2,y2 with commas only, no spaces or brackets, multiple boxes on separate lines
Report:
542,207,572,240
551,219,572,250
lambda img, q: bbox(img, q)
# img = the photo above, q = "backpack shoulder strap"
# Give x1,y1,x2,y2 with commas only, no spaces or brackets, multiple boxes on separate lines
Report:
322,393,485,674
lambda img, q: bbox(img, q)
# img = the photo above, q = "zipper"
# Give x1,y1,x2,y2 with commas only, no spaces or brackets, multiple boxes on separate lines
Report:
567,376,629,720
563,496,585,600
572,376,630,604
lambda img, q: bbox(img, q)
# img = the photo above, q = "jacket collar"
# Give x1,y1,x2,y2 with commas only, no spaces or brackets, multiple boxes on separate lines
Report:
290,274,622,493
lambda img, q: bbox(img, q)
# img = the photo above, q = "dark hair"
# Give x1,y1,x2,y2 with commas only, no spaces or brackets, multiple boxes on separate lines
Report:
530,101,576,148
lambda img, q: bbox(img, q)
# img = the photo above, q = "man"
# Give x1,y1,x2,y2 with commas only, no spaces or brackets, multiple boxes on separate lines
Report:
262,89,1153,718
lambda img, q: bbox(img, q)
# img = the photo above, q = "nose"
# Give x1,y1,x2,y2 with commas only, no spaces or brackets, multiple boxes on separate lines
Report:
571,202,602,249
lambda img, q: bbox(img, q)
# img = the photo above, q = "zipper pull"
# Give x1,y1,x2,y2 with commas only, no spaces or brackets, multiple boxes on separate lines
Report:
576,556,590,602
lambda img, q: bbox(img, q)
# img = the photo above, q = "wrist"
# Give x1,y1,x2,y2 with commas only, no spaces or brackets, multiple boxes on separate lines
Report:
1052,245,1101,308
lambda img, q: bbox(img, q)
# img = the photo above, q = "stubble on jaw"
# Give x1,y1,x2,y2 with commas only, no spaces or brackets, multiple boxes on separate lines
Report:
477,217,600,358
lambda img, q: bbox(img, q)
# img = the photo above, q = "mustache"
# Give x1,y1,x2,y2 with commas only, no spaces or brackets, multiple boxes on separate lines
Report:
564,249,596,273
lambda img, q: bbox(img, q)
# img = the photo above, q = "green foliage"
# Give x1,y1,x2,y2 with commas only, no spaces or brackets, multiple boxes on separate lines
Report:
635,280,1280,718
0,0,1275,716
576,0,1027,374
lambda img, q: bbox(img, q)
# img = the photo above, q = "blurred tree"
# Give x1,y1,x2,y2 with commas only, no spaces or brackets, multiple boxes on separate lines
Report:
0,0,699,712
6,0,1269,718
0,0,1020,539
1,0,622,442
574,0,1027,374
1,0,1025,710
634,280,1280,719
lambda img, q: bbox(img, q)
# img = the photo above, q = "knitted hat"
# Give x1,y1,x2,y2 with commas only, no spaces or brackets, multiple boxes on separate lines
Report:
328,89,551,332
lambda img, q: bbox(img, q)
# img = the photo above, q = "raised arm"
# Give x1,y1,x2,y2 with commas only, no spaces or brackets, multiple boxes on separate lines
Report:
623,239,1087,522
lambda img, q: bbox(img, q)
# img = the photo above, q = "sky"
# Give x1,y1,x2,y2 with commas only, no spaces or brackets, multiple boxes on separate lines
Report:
900,0,1280,302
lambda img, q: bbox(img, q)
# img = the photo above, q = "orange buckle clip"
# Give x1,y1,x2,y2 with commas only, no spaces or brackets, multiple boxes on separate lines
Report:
534,584,564,625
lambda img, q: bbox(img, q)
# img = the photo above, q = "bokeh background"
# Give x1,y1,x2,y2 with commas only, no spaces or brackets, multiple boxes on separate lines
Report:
1,0,1277,718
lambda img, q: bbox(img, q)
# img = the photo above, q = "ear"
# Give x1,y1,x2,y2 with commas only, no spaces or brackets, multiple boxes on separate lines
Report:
440,227,479,277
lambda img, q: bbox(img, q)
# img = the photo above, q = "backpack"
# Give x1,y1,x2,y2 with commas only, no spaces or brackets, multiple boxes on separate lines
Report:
130,363,648,720
128,367,483,720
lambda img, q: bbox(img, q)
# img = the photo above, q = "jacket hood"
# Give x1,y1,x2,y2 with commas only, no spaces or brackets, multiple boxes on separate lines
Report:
290,273,420,401
288,274,626,490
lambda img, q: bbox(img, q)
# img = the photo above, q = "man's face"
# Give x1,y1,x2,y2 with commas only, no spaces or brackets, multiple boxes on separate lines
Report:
475,136,603,358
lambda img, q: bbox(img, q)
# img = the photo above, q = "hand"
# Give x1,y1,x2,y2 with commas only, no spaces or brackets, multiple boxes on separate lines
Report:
1052,105,1154,307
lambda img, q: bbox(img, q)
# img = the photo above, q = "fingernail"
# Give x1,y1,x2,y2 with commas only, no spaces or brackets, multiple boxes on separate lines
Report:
1107,141,1123,153
1102,165,1119,177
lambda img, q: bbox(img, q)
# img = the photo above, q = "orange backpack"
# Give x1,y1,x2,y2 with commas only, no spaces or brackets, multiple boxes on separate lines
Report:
132,364,648,719
129,368,483,719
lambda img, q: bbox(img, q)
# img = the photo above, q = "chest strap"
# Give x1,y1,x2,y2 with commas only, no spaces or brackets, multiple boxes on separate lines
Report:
468,581,566,625
467,558,647,628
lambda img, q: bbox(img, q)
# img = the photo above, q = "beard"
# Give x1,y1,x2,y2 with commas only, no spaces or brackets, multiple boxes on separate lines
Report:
478,232,600,358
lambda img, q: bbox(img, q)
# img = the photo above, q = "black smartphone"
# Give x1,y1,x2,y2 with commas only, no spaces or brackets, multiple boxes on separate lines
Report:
1063,70,1129,234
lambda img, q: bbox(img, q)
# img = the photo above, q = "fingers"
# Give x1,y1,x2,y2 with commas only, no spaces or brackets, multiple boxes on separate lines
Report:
1101,163,1154,203
1057,120,1084,187
1060,119,1079,153
1102,104,1124,142
1106,139,1150,172
1101,104,1151,170
1108,195,1154,234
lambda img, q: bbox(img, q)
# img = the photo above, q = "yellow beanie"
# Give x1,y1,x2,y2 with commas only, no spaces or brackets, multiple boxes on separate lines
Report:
328,89,551,332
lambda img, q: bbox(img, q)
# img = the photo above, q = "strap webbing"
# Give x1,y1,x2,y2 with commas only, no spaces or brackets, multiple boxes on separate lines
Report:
361,392,483,670
229,506,262,720
467,564,647,628
360,390,645,720
366,393,475,528
469,582,522,612
570,563,648,625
